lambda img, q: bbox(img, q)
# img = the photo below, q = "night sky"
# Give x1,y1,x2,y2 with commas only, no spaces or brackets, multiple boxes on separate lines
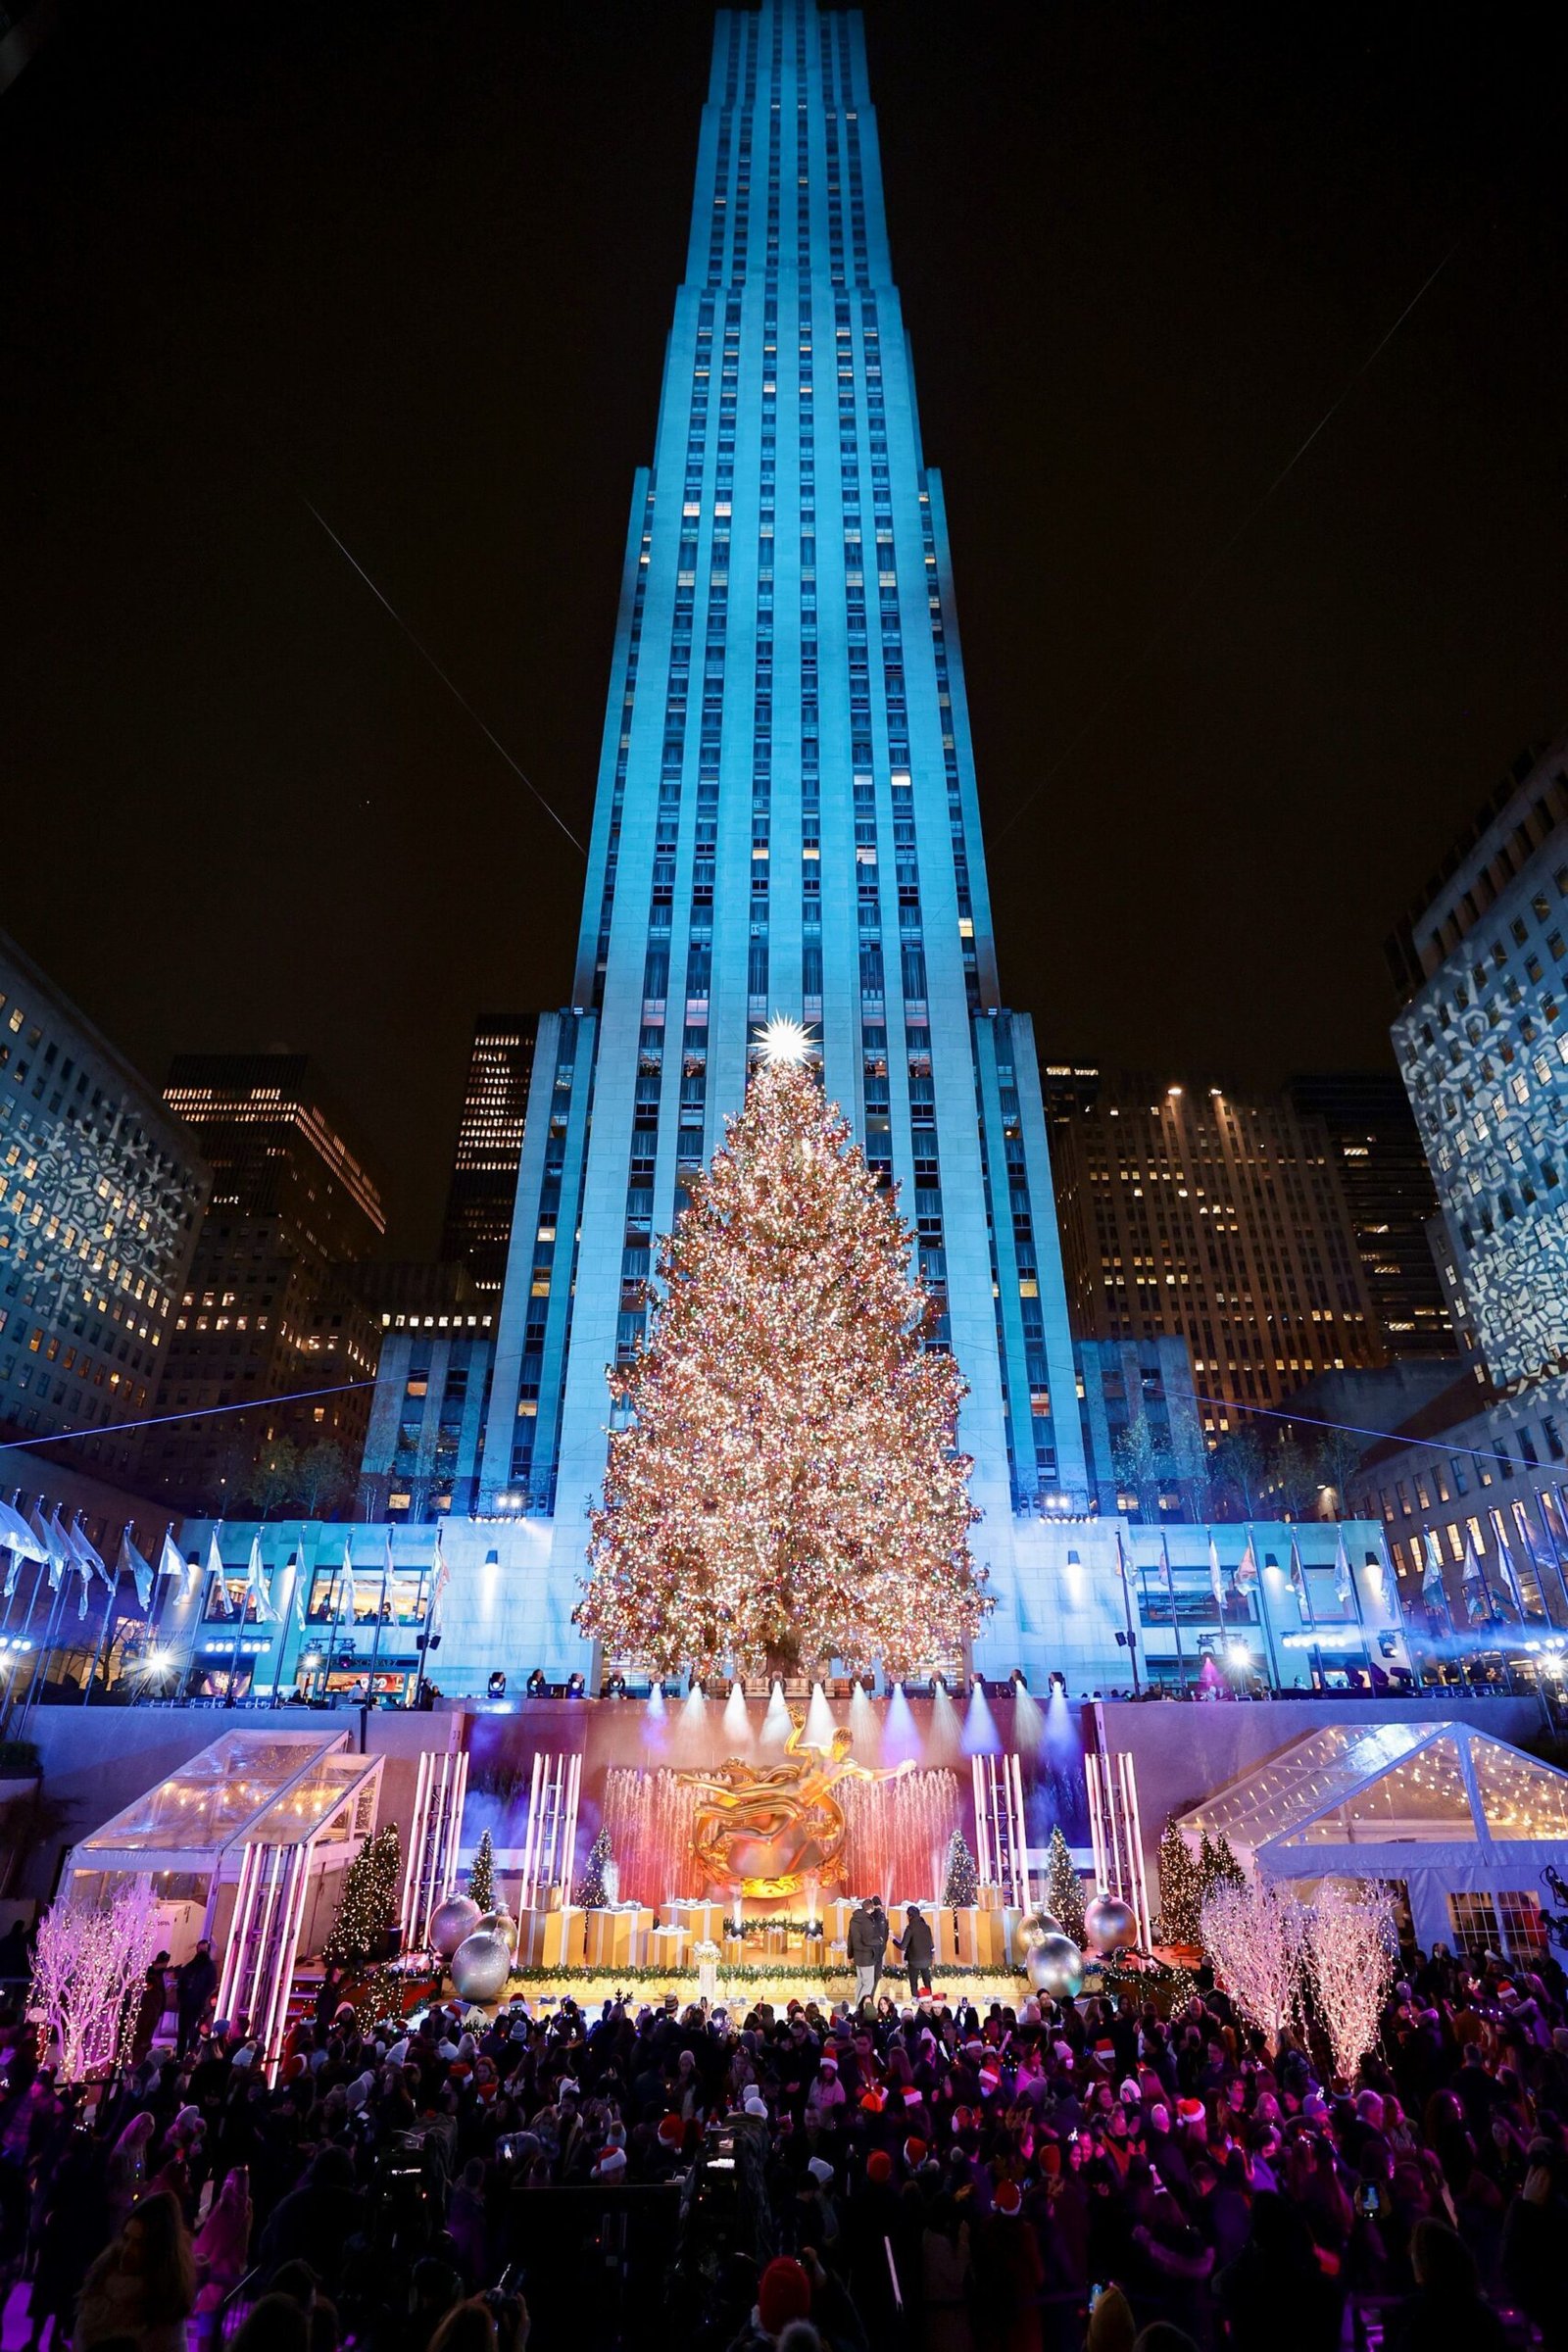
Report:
5,0,1566,1254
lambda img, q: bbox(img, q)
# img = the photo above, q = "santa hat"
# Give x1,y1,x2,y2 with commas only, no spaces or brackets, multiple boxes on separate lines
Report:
658,2114,686,2147
866,2149,894,2185
1119,2079,1142,2104
592,2145,627,2179
904,2135,928,2167
819,2054,838,2073
903,2087,923,2108
859,2086,887,2114
978,2064,1002,2097
1176,2097,1205,2127
996,2180,1023,2216
758,2259,811,2338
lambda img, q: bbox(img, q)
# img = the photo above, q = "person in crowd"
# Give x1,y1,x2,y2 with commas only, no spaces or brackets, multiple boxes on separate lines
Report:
174,1942,219,2059
74,2187,195,2352
893,1904,935,1999
131,1954,172,2066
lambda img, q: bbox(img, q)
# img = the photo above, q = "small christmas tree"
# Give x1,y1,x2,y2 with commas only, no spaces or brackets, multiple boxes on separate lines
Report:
1156,1820,1203,1946
1199,1828,1247,1903
323,1824,402,1969
574,1047,987,1679
1046,1827,1085,1942
468,1828,495,1913
575,1825,613,1909
942,1828,979,1909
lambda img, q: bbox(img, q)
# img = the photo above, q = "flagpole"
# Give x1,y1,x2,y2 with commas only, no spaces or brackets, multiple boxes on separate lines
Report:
1533,1488,1568,1628
331,1537,351,1709
80,1526,123,1706
1161,1534,1188,1695
1245,1524,1282,1694
1115,1531,1142,1697
18,1560,72,1735
366,1534,391,1709
0,1554,50,1735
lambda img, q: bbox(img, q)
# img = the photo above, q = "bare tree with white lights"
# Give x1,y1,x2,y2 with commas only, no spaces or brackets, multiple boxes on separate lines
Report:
29,1880,160,2082
1201,1876,1304,2044
1303,1878,1397,2081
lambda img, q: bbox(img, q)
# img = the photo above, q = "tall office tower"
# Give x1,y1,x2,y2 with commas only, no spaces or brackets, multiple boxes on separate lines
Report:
1052,1075,1384,1435
1286,1074,1454,1359
149,1054,385,1511
0,927,209,1469
440,1017,535,1295
480,0,1085,1668
1388,734,1568,1391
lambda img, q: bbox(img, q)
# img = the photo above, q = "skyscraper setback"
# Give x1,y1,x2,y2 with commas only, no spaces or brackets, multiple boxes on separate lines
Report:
475,0,1084,1666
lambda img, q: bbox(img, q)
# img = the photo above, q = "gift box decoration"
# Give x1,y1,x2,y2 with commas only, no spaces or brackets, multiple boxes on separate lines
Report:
978,1884,1004,1913
648,1924,691,1972
515,1905,576,1969
667,1899,725,1943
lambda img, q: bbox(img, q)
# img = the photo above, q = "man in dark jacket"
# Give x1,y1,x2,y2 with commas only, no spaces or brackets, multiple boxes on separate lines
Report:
848,1898,881,2007
893,1904,934,1997
174,1938,218,2056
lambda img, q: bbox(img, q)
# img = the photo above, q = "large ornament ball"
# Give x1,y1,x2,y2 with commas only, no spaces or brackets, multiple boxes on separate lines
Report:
450,1929,513,2005
475,1909,517,1952
1026,1933,1084,1999
1017,1911,1062,1949
1083,1894,1138,1955
430,1895,483,1959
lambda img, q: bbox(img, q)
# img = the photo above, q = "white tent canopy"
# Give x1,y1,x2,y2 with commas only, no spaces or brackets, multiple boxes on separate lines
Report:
1176,1719,1568,1958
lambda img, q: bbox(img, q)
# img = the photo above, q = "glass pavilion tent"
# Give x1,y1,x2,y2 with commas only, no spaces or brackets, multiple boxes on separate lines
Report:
66,1729,384,2066
1176,1720,1568,1958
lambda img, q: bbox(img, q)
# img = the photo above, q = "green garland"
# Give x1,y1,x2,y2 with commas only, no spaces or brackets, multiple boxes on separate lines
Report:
501,1960,1027,1985
721,1916,827,1940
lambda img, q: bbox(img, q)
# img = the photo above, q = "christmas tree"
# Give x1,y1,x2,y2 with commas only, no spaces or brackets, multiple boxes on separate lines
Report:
574,1037,988,1679
1046,1827,1085,1942
1199,1828,1247,1902
575,1825,613,1910
323,1824,402,1969
942,1827,979,1909
1156,1820,1203,1946
468,1828,494,1914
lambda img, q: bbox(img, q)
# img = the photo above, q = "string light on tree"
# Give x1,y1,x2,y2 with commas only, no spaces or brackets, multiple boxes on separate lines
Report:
1156,1820,1203,1947
322,1824,402,1970
29,1880,160,2082
941,1827,979,1909
574,1055,988,1679
1201,1877,1304,2044
467,1827,495,1914
574,1826,614,1910
1045,1826,1085,1942
1303,1879,1397,2081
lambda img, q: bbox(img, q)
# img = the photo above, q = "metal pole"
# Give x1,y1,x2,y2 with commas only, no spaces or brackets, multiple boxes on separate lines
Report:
1249,1525,1283,1694
80,1541,122,1705
1117,1535,1143,1695
366,1539,390,1706
18,1566,71,1735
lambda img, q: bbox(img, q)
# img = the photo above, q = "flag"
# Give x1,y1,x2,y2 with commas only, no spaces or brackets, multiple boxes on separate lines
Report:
244,1534,276,1625
339,1534,357,1625
118,1530,154,1613
32,1505,64,1592
1207,1531,1224,1614
1,1550,13,1601
1234,1531,1258,1591
207,1529,232,1619
282,1545,307,1632
72,1515,108,1587
1420,1529,1449,1624
1459,1533,1491,1624
1333,1529,1352,1604
0,1493,44,1562
1491,1514,1526,1617
158,1529,186,1581
429,1524,450,1639
1159,1533,1177,1607
65,1516,96,1620
1289,1539,1308,1608
1115,1529,1134,1585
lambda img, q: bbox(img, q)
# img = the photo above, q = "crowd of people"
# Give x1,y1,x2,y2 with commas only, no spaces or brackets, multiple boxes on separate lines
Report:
0,1932,1566,2352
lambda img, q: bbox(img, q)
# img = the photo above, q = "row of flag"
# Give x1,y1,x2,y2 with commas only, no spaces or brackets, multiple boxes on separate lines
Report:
0,1496,450,1640
1416,1510,1553,1628
1114,1524,1361,1612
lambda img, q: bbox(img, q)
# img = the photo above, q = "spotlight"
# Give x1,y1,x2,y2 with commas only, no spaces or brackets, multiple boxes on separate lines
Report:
488,1670,508,1698
565,1672,586,1698
1010,1666,1028,1690
525,1667,548,1696
1048,1670,1067,1693
604,1671,627,1699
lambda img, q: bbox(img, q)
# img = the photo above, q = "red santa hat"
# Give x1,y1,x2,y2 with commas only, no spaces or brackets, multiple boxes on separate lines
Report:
904,2135,928,2167
996,2180,1023,2217
978,2063,1002,2097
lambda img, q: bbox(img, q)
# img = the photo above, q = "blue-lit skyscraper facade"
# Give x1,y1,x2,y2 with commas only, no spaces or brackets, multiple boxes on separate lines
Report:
477,0,1083,1671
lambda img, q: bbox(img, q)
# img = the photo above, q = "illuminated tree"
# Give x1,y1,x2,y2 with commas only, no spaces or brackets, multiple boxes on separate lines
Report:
941,1828,978,1909
1111,1413,1174,1524
1045,1827,1084,1942
575,1044,987,1679
574,1826,613,1910
323,1825,401,1969
467,1829,494,1914
1155,1820,1203,1946
29,1880,159,2082
1199,1829,1247,1902
1201,1877,1304,2044
1303,1880,1396,2082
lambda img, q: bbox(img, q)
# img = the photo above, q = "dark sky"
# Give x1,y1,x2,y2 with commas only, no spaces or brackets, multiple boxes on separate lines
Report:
5,0,1566,1254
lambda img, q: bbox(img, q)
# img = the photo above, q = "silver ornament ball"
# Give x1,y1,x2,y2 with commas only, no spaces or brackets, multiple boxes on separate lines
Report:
1025,1933,1084,1998
1083,1894,1138,1955
430,1894,483,1959
474,1908,517,1951
1017,1910,1062,1949
450,1928,514,2005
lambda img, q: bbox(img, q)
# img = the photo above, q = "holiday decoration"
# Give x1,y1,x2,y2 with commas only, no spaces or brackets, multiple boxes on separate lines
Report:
1015,1910,1062,1950
28,1880,160,2082
1198,1829,1247,1902
574,1826,614,1910
322,1824,402,1970
1083,1893,1138,1955
475,1908,517,1952
1302,1880,1397,2081
1045,1827,1085,1942
1201,1878,1304,2043
574,1054,988,1679
1155,1820,1203,1946
683,1723,914,1899
467,1829,495,1914
1025,1932,1084,1998
941,1828,979,1910
430,1894,483,1959
450,1928,513,2005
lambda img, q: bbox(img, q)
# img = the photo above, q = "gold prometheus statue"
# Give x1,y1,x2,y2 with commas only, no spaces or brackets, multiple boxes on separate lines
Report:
680,1720,914,1899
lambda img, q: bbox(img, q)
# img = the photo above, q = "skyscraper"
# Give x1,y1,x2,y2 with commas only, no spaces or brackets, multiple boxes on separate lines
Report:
440,1017,535,1295
1285,1073,1453,1360
148,1054,384,1511
476,0,1085,1667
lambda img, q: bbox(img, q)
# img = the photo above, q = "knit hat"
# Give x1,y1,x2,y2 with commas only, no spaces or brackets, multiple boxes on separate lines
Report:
807,2155,835,2185
996,2180,1022,2216
1119,2078,1141,2104
757,2257,811,2336
866,2149,894,2184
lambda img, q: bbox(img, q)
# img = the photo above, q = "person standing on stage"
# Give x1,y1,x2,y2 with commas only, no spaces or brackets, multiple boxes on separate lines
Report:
893,1903,934,1999
869,1897,890,1993
848,1896,881,2008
